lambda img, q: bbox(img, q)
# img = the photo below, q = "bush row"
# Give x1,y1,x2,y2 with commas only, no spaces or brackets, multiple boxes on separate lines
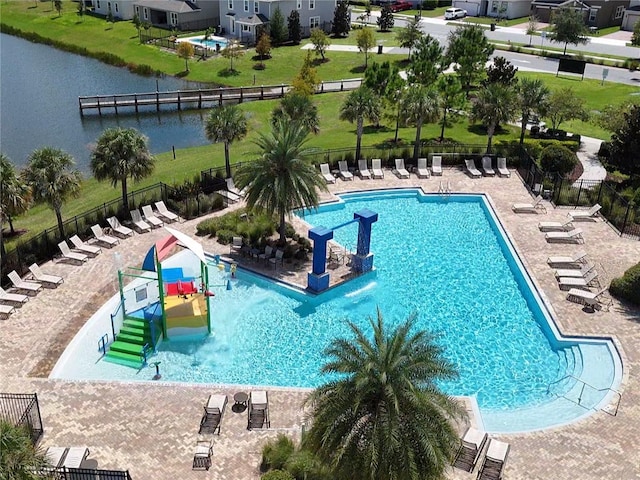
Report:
610,262,640,305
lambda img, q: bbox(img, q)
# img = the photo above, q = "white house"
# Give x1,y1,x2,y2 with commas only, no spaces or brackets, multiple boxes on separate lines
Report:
622,0,640,30
451,0,531,19
90,0,135,19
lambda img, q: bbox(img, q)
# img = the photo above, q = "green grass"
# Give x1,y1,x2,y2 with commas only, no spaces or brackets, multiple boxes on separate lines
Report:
587,25,620,37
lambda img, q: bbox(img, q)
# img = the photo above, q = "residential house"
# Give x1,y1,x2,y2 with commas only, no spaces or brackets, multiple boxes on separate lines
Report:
90,0,135,19
622,0,640,30
220,0,336,44
530,0,630,29
451,0,531,18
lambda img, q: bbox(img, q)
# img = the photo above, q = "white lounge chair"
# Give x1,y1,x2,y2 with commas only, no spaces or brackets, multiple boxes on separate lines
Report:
497,157,510,177
371,159,384,179
45,447,67,468
554,263,595,279
248,390,270,430
416,158,430,179
8,271,42,295
130,209,152,233
431,155,443,176
338,161,354,181
320,163,335,184
200,394,228,435
477,439,510,480
568,203,602,222
107,216,134,238
192,438,213,470
512,195,546,214
453,427,488,472
464,159,481,178
58,241,88,264
558,270,599,291
142,205,163,228
0,303,15,319
155,201,179,223
482,156,495,176
566,287,613,311
394,158,410,179
28,263,63,288
538,219,574,232
91,224,119,248
357,159,372,179
547,250,588,268
545,228,584,244
70,235,101,257
0,286,28,306
62,447,89,469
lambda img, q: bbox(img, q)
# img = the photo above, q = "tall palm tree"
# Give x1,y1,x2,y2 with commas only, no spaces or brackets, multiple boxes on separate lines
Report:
339,87,380,162
205,105,248,179
304,309,466,480
471,83,517,153
271,93,320,135
23,147,81,238
234,119,328,244
400,85,440,160
516,78,551,146
0,153,31,236
90,127,155,213
0,420,50,479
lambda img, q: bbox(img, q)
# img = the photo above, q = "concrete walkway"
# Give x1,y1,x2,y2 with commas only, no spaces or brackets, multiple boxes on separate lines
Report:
575,136,607,184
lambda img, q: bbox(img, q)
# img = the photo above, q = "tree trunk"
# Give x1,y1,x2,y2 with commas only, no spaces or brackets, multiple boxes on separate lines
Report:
414,121,423,160
356,118,363,162
279,209,286,244
563,42,568,55
185,58,189,72
487,124,495,153
394,108,400,143
122,176,129,212
440,109,448,142
8,216,15,235
519,115,528,145
224,142,231,179
55,207,65,239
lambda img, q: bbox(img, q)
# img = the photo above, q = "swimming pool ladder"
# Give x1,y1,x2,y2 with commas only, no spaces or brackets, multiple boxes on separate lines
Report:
438,180,452,198
546,374,622,416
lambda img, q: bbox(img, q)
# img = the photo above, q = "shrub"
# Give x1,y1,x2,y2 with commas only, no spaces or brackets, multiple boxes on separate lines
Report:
610,262,640,305
422,0,438,10
216,229,235,244
196,218,217,236
284,222,296,239
261,470,295,480
539,144,578,177
598,141,611,159
285,450,330,480
261,434,295,472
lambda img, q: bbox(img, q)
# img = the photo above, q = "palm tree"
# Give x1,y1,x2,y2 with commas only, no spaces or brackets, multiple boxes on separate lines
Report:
516,78,551,146
23,147,81,238
304,309,466,480
0,420,50,479
234,119,328,244
205,105,248,179
0,154,31,236
271,93,320,135
471,83,517,153
339,87,380,161
91,127,155,213
400,85,440,160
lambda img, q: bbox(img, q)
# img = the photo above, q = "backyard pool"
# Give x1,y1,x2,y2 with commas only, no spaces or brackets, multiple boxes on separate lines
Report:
178,35,228,51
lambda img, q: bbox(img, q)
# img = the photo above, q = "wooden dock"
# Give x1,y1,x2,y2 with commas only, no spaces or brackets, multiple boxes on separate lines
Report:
78,79,362,116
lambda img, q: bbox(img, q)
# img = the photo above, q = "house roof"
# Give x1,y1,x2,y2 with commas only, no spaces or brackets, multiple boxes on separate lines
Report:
134,0,201,14
235,13,269,25
531,0,590,6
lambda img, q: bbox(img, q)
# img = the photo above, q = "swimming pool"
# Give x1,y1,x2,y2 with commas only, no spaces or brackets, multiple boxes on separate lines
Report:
51,190,622,432
178,35,228,51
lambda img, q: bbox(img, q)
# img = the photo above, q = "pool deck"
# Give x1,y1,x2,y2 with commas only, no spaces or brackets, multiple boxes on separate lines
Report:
1,167,639,479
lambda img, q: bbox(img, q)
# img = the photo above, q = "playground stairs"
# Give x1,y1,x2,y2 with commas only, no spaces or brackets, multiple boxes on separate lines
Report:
104,317,160,368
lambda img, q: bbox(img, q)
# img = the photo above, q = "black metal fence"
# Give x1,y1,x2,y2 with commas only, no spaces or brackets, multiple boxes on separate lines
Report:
40,467,132,480
0,393,43,445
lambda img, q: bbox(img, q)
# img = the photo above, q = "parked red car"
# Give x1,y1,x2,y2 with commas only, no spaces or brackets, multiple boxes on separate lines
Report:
389,1,413,12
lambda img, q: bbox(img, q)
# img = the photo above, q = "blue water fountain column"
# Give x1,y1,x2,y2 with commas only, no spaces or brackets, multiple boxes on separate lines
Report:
307,226,334,293
351,209,378,273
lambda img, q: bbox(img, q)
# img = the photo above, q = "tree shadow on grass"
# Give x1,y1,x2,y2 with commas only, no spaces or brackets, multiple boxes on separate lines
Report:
350,65,367,74
312,58,329,67
176,70,189,78
218,68,240,77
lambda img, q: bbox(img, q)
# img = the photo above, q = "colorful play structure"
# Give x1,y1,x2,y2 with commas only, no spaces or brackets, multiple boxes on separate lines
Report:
104,227,221,368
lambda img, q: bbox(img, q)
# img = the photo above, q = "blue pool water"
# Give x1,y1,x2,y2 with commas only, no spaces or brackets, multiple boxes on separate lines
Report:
186,36,228,50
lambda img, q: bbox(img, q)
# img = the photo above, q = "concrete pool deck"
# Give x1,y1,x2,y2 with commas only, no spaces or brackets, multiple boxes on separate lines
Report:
1,167,639,479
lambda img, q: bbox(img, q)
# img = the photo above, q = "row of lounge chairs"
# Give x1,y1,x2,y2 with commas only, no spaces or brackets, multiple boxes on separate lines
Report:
0,265,65,319
45,446,90,469
453,427,510,479
129,202,179,233
231,239,285,269
465,157,511,178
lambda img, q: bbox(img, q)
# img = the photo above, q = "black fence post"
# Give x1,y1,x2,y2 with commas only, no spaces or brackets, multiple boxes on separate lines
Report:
621,202,633,237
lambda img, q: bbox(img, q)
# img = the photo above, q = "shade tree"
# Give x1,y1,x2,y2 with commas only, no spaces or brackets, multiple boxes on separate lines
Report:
287,9,302,45
400,85,440,160
516,78,550,145
269,6,287,45
545,87,588,131
310,28,330,62
446,24,494,92
332,0,351,37
396,16,423,60
549,7,589,55
407,34,444,86
437,75,466,142
356,27,376,69
205,105,248,178
607,104,640,176
377,4,394,31
471,83,517,153
339,87,381,161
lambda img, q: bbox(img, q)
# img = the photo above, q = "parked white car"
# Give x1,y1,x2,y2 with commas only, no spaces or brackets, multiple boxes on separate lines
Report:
444,7,467,19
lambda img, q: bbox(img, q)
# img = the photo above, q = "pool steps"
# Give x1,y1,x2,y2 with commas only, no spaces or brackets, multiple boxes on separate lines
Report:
104,318,158,368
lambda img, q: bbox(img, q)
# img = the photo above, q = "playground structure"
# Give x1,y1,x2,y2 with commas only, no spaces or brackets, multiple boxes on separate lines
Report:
307,208,378,293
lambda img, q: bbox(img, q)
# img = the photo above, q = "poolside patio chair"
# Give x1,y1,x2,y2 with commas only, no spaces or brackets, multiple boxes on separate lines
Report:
58,241,88,264
8,271,42,295
62,447,90,469
70,235,102,257
45,447,67,468
566,287,613,311
453,427,488,472
130,209,152,233
192,438,213,470
568,203,602,222
538,219,574,232
545,228,584,244
0,286,28,306
231,236,244,254
338,161,354,181
258,245,274,264
416,158,430,179
247,390,270,430
554,263,595,279
0,303,15,319
142,205,163,228
28,263,63,288
394,158,410,179
497,157,510,177
358,159,372,179
464,159,482,178
482,156,496,176
546,250,588,268
431,155,443,176
512,195,546,214
107,216,134,238
199,394,228,435
269,249,284,268
320,163,335,184
557,269,599,291
155,201,179,223
91,224,119,248
477,439,510,480
371,159,385,179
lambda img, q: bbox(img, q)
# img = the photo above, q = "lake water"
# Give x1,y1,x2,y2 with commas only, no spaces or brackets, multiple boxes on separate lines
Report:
0,33,214,173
